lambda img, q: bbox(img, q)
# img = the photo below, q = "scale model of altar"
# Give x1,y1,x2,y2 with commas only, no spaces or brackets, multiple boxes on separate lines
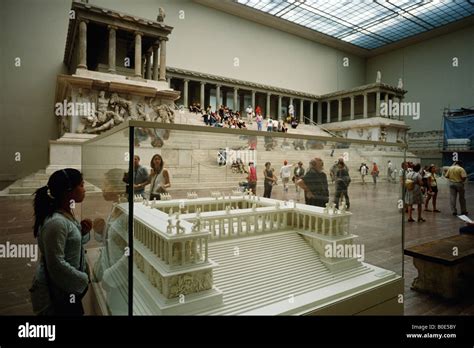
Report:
91,192,403,315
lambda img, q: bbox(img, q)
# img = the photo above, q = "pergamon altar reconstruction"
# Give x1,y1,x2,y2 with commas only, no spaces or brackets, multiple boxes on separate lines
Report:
1,0,474,346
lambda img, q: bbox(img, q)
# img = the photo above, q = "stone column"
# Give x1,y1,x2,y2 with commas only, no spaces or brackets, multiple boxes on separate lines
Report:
375,91,381,117
309,101,314,122
363,93,368,119
145,51,152,80
216,84,221,109
317,101,322,124
107,25,117,73
77,20,88,69
338,98,342,122
251,90,256,110
350,95,355,120
233,87,239,111
327,101,331,123
183,79,189,108
299,99,304,122
277,95,282,120
152,43,159,80
266,93,271,118
200,81,205,108
159,37,167,81
134,32,143,77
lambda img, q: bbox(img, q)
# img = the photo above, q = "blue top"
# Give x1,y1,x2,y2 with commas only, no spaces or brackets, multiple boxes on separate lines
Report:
30,212,90,314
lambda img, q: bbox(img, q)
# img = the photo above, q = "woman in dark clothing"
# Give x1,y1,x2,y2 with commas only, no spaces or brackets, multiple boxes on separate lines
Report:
263,162,277,198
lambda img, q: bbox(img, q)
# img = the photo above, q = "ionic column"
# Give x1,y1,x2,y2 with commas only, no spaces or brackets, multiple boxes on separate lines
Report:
375,91,381,117
145,51,152,80
159,37,167,81
233,87,239,111
183,79,189,108
200,81,205,108
107,25,117,73
384,93,389,118
266,93,271,118
350,95,355,120
134,32,143,77
299,99,304,122
205,239,209,262
277,95,282,120
77,20,88,69
309,101,314,122
152,43,159,80
251,90,256,110
363,93,368,119
327,101,331,123
317,102,322,124
216,84,221,109
338,98,342,122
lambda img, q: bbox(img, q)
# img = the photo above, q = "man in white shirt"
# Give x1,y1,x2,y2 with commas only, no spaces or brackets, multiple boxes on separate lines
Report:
246,105,253,125
280,160,295,193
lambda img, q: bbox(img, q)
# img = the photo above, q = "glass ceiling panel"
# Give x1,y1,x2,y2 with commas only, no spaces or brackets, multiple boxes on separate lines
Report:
235,0,474,50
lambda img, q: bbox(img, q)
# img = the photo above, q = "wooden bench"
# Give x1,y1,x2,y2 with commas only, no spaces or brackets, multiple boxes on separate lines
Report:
404,234,474,299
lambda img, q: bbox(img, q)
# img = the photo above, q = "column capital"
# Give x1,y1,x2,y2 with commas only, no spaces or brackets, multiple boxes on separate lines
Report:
134,31,144,37
78,18,89,24
234,86,239,91
159,36,169,42
107,25,118,30
216,84,222,88
183,78,190,83
200,81,206,86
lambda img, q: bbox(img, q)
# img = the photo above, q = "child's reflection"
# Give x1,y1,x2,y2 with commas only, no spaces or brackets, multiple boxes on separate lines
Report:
92,168,129,315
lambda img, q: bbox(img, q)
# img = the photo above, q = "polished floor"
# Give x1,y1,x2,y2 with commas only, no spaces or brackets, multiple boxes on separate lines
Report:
0,178,473,315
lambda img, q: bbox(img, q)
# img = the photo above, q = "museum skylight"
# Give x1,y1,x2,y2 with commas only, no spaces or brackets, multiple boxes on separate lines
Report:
235,0,474,49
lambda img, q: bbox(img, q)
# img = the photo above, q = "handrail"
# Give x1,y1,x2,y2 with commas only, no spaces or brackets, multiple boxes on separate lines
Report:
301,116,340,138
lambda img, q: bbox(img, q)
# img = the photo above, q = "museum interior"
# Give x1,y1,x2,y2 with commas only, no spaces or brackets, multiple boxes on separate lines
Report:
0,0,473,317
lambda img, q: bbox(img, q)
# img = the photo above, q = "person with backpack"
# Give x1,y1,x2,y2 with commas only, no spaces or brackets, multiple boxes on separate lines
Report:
359,163,368,184
405,163,425,222
334,161,351,209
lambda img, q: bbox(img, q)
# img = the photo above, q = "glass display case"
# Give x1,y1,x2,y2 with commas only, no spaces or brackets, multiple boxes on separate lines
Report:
82,121,407,315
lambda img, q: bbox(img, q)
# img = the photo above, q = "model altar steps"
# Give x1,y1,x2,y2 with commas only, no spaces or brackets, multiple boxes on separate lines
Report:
187,231,373,315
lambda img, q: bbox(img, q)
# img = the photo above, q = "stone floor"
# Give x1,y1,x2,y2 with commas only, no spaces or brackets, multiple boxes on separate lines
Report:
0,179,473,315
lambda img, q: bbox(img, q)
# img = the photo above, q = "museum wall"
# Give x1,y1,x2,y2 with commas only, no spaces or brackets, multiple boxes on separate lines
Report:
366,25,474,133
0,0,366,181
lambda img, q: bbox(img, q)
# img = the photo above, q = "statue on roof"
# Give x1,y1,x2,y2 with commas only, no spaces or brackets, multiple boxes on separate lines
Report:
398,78,403,89
157,7,165,22
376,71,381,83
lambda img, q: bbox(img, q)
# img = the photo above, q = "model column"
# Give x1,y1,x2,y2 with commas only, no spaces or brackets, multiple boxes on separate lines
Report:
375,91,381,117
233,87,239,112
384,93,389,118
327,101,331,123
216,84,221,110
183,79,189,108
107,25,117,73
134,32,143,77
266,93,271,118
277,95,282,120
159,37,167,81
251,90,256,111
152,43,159,80
350,95,355,120
309,101,314,122
200,81,206,108
338,98,342,122
317,101,322,124
299,99,304,122
77,19,88,69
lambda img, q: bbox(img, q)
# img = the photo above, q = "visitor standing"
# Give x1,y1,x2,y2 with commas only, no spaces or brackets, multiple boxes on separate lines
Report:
256,113,263,131
297,158,329,207
279,160,294,194
293,161,305,201
266,118,273,132
246,161,257,195
263,162,277,198
445,160,468,216
371,162,379,185
334,161,351,209
30,169,91,315
132,155,149,198
387,161,393,183
424,165,440,213
147,154,171,200
359,163,368,184
405,163,425,222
